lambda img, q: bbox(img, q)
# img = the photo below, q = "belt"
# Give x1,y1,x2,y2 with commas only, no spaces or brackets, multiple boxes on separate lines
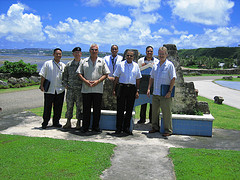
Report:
119,83,135,87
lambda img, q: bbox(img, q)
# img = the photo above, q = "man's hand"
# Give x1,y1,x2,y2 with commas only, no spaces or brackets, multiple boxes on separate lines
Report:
135,91,139,99
89,80,99,87
108,76,115,81
165,92,171,99
147,89,151,97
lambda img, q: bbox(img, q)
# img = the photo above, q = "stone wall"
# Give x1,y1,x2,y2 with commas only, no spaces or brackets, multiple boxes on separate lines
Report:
164,44,201,114
182,68,240,75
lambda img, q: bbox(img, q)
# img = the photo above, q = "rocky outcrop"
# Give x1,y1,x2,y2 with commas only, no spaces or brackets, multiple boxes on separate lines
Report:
0,76,40,88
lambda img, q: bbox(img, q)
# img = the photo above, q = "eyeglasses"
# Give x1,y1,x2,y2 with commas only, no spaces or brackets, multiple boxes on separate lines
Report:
147,51,153,53
126,55,133,57
91,49,98,51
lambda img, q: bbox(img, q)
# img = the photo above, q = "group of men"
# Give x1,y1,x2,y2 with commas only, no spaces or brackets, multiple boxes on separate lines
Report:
39,44,176,137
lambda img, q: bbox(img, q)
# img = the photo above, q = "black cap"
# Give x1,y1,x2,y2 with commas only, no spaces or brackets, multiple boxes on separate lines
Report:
72,47,81,52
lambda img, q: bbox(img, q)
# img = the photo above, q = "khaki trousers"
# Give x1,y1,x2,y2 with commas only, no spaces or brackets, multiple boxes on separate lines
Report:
152,95,173,134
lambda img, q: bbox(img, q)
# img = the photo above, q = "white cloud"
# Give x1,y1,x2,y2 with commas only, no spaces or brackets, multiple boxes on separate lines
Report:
171,27,240,49
81,0,102,7
109,0,162,12
44,13,133,45
169,0,234,26
171,25,188,35
0,3,45,42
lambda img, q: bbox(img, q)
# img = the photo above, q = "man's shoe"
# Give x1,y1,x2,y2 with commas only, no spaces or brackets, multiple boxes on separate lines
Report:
162,133,172,137
81,128,89,133
52,123,62,128
137,119,146,124
42,125,47,129
63,123,71,129
76,120,81,130
92,128,102,133
123,130,133,135
114,130,122,134
149,128,159,133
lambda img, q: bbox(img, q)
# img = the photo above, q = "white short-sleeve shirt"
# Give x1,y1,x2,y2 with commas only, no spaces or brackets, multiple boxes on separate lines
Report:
150,59,176,96
113,60,142,85
39,60,65,94
76,57,110,94
103,55,123,77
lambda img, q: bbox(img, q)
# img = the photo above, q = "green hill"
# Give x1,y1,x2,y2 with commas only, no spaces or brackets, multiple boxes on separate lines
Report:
178,47,240,59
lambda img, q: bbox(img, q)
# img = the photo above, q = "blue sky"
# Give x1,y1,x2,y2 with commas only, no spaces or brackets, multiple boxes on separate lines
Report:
0,0,240,54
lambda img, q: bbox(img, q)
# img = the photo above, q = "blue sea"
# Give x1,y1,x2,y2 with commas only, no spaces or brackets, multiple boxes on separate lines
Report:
0,53,75,72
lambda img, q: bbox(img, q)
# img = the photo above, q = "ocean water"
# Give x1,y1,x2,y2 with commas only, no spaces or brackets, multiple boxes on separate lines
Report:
0,54,74,72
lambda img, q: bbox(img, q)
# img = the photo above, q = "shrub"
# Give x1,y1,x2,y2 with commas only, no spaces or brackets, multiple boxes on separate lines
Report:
0,60,37,77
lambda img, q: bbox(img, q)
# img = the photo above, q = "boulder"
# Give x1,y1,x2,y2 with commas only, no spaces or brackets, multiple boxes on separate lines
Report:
0,80,8,87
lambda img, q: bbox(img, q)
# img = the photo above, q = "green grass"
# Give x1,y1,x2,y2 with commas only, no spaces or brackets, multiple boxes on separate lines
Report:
0,84,39,94
183,74,239,77
197,96,240,130
215,78,240,82
0,134,116,179
169,148,240,180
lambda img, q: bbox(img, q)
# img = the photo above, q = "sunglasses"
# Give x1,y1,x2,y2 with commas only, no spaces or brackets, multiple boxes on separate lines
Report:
126,55,133,57
91,49,98,51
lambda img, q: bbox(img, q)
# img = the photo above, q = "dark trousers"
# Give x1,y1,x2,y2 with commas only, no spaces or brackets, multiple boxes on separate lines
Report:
42,91,65,126
140,103,152,122
82,93,102,131
116,85,136,131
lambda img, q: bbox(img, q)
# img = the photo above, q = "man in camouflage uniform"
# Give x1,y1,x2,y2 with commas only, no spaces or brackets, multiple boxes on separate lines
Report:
62,47,83,129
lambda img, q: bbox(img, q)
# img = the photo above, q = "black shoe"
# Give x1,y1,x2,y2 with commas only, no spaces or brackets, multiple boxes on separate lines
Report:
137,119,146,124
81,128,89,133
114,130,122,134
52,123,62,128
92,128,102,133
123,129,133,135
42,125,47,129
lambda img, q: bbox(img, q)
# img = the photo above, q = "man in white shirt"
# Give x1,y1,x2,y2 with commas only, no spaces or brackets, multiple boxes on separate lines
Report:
39,48,65,129
77,44,110,133
147,46,176,137
137,46,158,124
113,50,142,135
103,45,123,80
102,45,123,110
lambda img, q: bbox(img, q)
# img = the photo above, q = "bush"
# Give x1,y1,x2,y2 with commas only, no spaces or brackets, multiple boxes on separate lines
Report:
0,60,37,77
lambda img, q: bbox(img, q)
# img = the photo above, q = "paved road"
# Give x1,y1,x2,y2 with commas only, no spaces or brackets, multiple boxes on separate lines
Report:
0,89,43,130
0,89,43,117
185,76,240,109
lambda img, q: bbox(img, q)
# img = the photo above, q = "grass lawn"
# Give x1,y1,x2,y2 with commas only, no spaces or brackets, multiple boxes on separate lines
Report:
215,77,240,82
0,134,116,179
183,73,239,77
169,148,240,180
0,84,39,94
197,96,240,131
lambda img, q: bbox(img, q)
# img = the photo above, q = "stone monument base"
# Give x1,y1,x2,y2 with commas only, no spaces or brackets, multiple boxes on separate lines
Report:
90,110,135,131
160,114,214,137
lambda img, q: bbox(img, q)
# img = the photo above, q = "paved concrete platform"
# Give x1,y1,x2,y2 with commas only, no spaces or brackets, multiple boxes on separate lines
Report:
1,111,240,180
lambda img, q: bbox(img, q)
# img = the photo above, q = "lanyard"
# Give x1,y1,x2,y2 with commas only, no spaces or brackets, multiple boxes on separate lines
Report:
53,60,62,72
